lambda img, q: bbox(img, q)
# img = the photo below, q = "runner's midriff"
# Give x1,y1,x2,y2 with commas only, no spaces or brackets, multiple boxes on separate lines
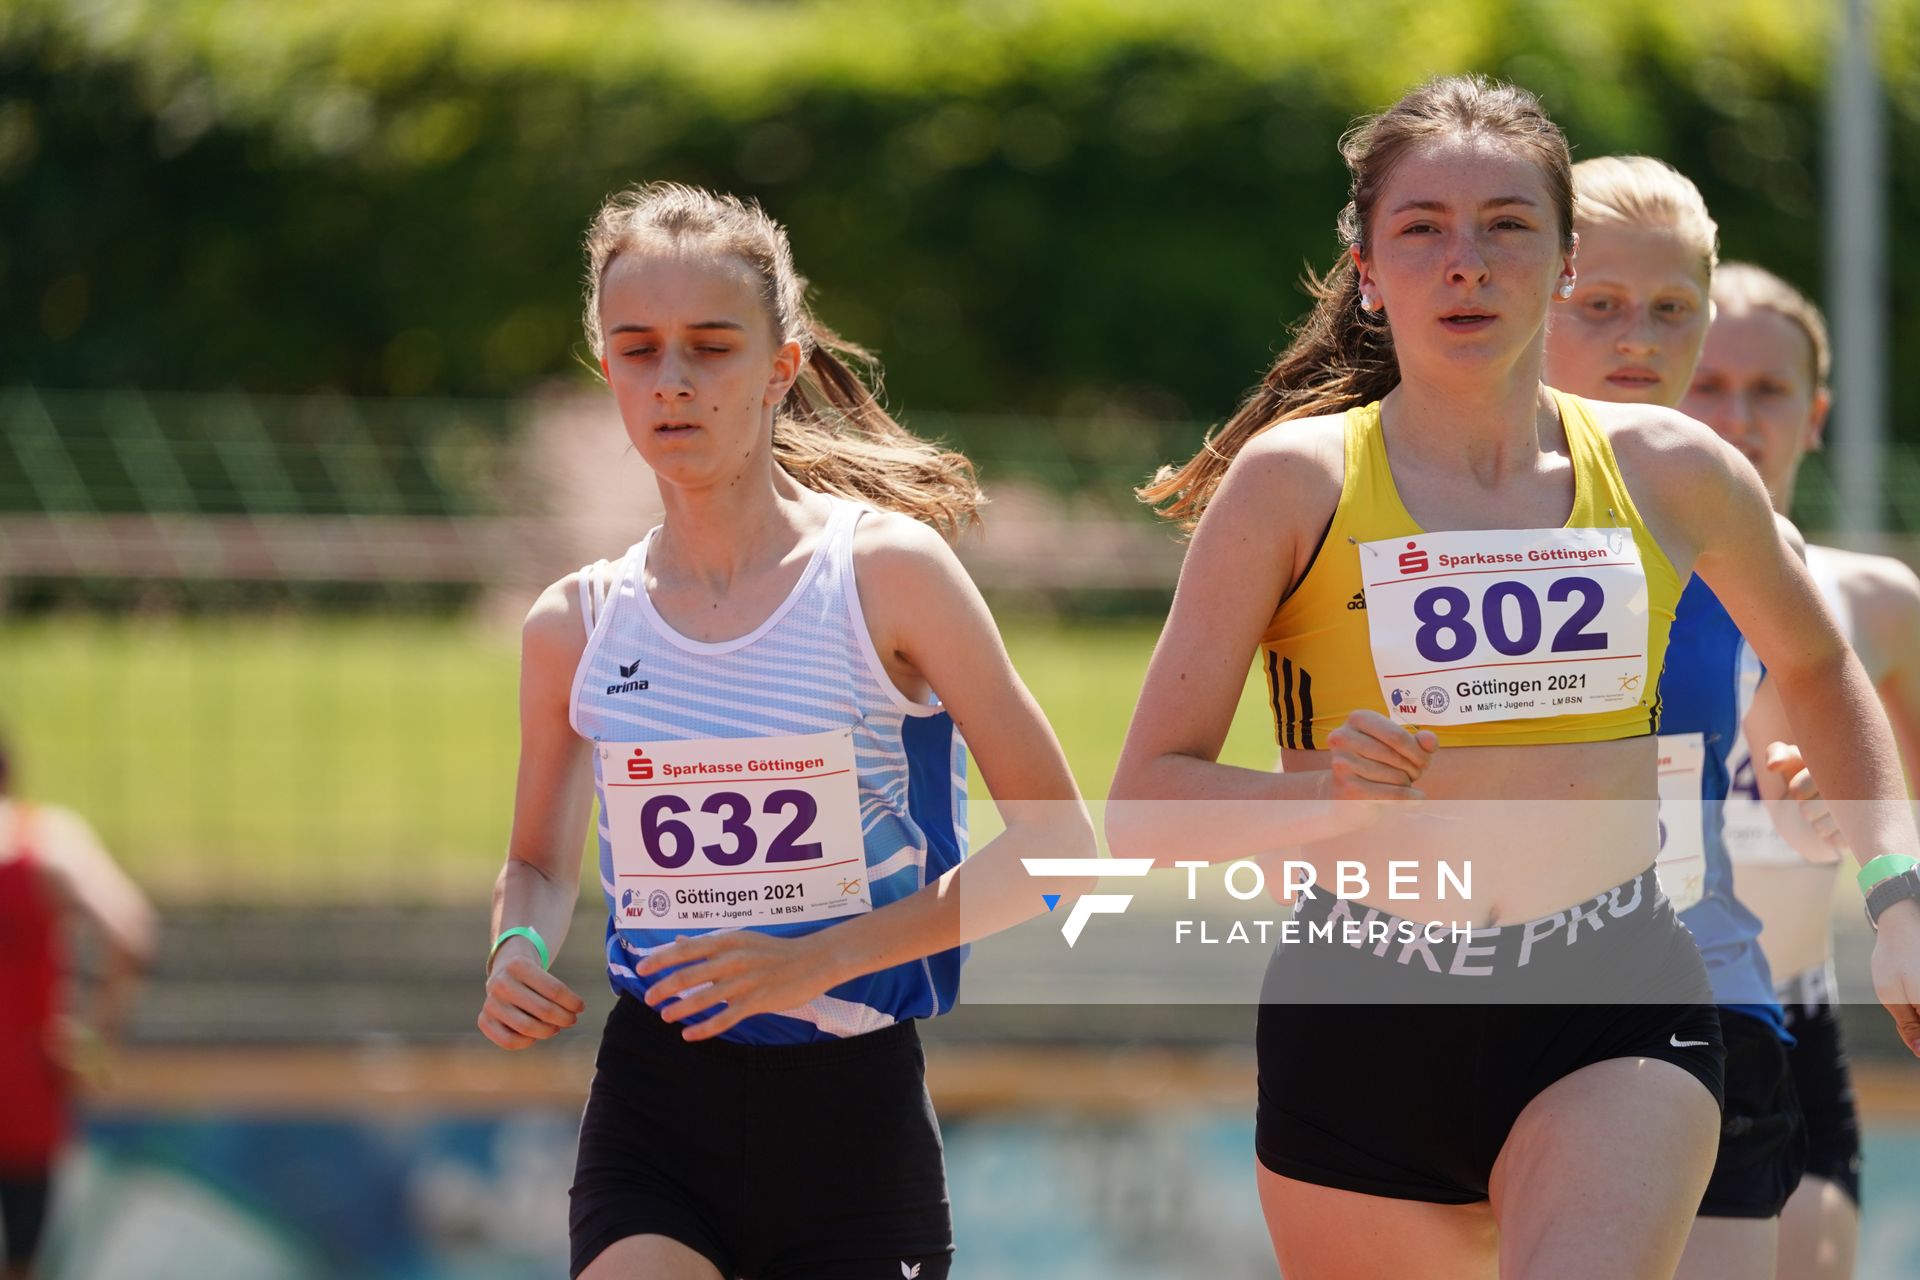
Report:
1732,861,1844,982
1277,734,1658,925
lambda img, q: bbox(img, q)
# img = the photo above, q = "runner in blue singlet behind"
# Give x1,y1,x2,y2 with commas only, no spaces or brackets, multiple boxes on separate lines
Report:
476,183,1091,1280
1681,261,1920,1280
1542,154,1846,1279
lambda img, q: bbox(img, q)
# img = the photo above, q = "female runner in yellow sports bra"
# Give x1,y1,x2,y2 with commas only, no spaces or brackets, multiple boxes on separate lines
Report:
1109,76,1920,1280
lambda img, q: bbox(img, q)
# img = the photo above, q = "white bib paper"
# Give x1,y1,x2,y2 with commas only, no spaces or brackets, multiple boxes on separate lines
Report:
1721,653,1806,867
1721,735,1800,867
1358,527,1650,725
599,729,873,929
1654,732,1707,911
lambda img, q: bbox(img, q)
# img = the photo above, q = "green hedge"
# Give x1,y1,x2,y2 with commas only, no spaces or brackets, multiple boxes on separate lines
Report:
4,0,1917,436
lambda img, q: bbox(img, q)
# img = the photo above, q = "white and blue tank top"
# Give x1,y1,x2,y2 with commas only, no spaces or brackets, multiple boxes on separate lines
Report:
570,497,968,1044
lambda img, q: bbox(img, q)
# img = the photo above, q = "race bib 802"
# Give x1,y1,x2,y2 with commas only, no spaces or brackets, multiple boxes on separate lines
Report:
599,729,873,930
1358,527,1650,726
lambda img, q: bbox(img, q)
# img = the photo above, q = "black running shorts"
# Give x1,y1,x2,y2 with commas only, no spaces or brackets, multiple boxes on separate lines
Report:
1779,968,1862,1206
0,1170,52,1270
1697,1007,1807,1218
570,994,953,1279
1256,866,1727,1203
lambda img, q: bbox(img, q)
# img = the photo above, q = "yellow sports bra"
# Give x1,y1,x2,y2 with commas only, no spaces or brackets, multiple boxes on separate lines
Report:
1259,390,1682,748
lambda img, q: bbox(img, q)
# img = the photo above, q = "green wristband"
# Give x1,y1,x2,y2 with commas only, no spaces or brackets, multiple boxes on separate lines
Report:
489,925,550,972
1856,854,1920,896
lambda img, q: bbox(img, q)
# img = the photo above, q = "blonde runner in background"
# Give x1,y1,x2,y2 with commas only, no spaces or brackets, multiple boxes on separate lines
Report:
1542,155,1823,1280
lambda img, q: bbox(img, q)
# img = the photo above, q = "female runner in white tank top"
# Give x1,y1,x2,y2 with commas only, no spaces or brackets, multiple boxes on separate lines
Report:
476,183,1091,1280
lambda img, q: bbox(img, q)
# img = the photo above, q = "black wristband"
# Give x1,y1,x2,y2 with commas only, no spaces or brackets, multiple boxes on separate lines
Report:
1865,868,1920,930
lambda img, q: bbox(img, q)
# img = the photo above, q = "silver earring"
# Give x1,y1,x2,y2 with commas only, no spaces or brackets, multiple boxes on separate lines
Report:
1556,280,1575,300
1360,293,1379,312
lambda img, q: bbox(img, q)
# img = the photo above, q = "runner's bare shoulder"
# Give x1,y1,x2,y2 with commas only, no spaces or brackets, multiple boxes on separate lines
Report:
1824,545,1920,655
1822,545,1920,610
523,572,593,679
1579,398,1728,486
1220,410,1347,529
21,804,156,953
1580,398,1759,555
847,505,956,582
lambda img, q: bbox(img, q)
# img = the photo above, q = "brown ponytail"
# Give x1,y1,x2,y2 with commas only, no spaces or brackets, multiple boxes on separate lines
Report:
1142,75,1575,529
1140,255,1398,528
771,317,981,539
583,183,982,541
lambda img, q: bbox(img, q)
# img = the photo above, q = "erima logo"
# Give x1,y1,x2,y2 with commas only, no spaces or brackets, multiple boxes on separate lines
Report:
1023,858,1155,946
900,1264,922,1279
1346,590,1367,610
607,658,649,695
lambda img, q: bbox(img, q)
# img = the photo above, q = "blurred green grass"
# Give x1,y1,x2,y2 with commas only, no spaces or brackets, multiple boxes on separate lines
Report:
0,615,1276,901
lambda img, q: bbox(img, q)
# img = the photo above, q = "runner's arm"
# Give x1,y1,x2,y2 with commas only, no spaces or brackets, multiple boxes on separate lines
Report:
808,517,1095,970
1679,444,1915,852
38,807,156,1043
479,575,592,1049
1739,516,1843,860
1108,429,1435,863
1650,415,1920,1053
1742,678,1845,863
1853,555,1920,792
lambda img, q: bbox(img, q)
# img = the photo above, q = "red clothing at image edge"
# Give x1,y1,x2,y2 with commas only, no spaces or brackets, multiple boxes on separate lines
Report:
0,809,67,1170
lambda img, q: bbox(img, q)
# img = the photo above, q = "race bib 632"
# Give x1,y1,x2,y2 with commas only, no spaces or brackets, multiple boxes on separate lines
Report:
599,729,873,930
